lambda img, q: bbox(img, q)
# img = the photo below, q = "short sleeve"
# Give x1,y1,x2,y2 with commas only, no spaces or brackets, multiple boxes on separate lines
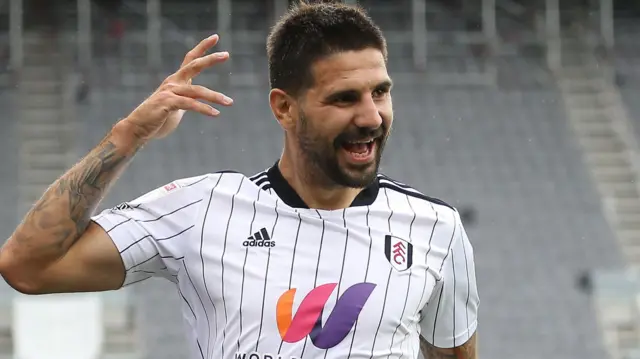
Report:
419,212,479,348
91,175,209,287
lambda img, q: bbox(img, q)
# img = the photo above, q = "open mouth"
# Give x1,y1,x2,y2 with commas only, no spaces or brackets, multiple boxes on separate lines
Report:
341,138,376,163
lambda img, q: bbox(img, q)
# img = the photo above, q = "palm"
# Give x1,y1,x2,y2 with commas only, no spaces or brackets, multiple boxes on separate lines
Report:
155,109,186,139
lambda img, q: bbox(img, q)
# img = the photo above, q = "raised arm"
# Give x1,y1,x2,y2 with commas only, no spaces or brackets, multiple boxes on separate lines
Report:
0,34,232,294
0,125,140,294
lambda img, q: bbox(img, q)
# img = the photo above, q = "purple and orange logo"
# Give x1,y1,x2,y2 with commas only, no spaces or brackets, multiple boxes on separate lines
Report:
276,282,376,349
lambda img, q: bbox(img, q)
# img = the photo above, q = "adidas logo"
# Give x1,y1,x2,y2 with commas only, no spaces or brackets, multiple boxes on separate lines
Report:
243,228,276,248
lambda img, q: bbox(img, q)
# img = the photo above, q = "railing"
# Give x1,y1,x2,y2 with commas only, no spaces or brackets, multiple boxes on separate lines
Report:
9,0,22,71
0,0,548,70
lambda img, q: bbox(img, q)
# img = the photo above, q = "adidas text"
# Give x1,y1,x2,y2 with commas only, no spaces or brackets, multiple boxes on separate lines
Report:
243,228,275,247
243,239,276,247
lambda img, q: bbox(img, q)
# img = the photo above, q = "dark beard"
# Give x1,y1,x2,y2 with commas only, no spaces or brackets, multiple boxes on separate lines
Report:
296,112,388,188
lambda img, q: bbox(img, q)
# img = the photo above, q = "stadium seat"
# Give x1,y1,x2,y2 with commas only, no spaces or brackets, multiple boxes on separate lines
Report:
12,293,104,359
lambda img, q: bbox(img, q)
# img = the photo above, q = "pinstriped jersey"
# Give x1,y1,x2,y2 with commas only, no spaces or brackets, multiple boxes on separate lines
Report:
91,163,479,359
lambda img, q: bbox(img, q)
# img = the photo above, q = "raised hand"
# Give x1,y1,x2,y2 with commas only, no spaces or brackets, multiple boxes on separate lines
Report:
122,34,233,141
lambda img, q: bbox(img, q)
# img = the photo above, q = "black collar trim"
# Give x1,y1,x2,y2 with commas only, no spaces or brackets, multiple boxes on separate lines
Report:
266,162,380,209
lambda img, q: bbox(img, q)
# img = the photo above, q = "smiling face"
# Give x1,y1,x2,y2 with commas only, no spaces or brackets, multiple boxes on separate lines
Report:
266,2,391,191
290,48,393,188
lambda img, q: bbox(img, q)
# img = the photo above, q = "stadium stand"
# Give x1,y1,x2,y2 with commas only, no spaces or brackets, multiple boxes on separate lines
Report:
0,1,634,359
0,87,19,357
616,19,640,143
0,93,18,243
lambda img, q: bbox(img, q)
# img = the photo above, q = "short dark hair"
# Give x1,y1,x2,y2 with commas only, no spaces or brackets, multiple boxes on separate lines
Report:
266,0,388,97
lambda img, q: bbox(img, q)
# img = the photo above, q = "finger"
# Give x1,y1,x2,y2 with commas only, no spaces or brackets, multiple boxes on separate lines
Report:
171,84,233,106
173,51,230,82
169,94,220,117
181,34,219,67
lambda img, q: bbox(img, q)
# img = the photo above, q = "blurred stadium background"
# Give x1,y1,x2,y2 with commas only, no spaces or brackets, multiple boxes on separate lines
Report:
0,0,640,358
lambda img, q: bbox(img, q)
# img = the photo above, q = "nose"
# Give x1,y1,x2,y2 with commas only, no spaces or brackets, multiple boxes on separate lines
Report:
353,95,383,129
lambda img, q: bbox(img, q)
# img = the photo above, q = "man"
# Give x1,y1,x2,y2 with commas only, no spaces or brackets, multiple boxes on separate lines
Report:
0,1,479,359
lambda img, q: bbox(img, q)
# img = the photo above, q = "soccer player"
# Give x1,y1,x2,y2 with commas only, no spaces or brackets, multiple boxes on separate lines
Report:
0,2,479,359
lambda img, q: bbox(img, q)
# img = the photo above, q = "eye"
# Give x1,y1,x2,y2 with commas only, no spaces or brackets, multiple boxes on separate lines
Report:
327,91,359,105
372,88,389,99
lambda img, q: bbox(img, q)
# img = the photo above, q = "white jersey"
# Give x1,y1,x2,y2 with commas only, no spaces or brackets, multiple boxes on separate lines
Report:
91,163,479,359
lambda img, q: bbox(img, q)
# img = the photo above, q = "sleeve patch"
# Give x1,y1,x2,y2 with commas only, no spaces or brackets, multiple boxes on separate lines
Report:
163,182,180,192
131,181,183,204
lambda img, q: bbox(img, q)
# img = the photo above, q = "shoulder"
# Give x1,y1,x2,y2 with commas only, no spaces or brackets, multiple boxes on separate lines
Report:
377,174,456,212
377,174,461,226
129,170,251,205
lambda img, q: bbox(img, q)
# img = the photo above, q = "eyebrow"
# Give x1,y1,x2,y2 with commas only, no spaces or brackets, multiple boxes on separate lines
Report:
376,79,393,90
325,79,394,101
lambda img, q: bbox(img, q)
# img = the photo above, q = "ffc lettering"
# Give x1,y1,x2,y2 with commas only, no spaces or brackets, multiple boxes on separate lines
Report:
275,282,376,349
392,242,406,265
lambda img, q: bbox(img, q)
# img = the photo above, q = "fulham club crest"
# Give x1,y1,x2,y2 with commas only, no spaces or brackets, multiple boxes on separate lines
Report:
384,235,413,271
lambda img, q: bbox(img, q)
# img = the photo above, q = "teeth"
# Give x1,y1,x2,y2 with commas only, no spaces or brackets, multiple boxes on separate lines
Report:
349,139,373,144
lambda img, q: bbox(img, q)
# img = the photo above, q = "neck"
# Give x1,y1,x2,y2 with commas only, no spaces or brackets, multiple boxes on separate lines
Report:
278,153,362,210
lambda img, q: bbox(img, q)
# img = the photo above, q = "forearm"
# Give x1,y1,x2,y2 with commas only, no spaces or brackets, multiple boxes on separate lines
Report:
420,333,477,359
1,121,143,272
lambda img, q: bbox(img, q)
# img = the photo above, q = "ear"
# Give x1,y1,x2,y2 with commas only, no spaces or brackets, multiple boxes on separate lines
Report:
269,88,297,131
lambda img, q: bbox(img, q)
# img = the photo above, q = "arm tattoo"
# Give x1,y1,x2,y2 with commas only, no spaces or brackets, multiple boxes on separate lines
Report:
420,333,477,359
7,130,140,266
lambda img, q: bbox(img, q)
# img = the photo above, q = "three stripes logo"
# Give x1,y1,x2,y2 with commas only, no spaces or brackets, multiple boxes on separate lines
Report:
243,228,275,248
